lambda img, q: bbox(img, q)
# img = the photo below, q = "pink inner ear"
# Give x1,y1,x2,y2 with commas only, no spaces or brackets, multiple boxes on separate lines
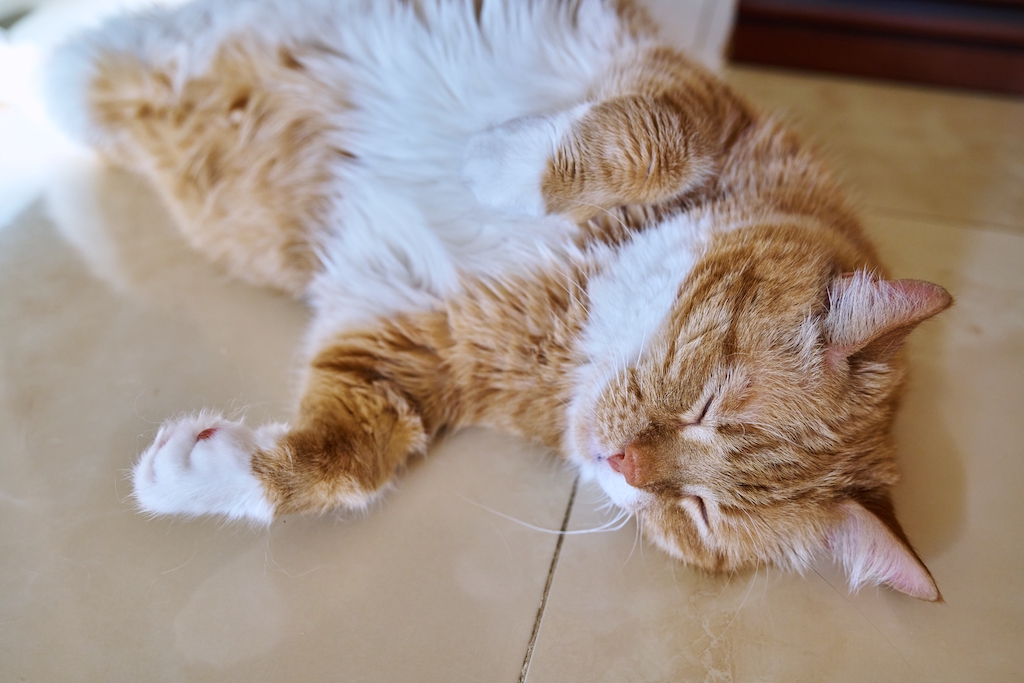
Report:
825,273,952,364
830,501,941,601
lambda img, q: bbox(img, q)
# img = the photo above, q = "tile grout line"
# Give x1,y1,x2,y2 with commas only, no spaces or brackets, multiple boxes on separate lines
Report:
518,475,579,683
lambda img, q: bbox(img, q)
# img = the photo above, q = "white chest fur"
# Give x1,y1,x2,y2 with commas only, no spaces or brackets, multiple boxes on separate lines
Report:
581,213,709,373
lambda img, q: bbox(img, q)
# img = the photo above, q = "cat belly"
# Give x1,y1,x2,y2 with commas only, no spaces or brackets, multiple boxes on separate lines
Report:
301,0,637,337
48,0,634,302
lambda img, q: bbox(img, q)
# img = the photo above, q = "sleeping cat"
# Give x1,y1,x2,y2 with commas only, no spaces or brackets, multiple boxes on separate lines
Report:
48,0,951,600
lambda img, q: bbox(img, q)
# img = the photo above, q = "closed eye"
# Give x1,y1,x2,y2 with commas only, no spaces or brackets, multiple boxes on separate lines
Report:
681,494,712,535
691,395,714,426
693,495,709,527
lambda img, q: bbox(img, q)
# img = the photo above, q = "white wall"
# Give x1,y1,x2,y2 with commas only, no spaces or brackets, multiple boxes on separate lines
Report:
643,0,738,70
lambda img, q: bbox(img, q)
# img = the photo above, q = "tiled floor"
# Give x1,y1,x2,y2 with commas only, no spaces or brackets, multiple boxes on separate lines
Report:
3,19,1024,683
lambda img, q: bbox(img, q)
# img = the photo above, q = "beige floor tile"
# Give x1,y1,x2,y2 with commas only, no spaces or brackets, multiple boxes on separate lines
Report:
726,66,1024,233
524,215,1024,681
3,8,1021,679
0,164,576,682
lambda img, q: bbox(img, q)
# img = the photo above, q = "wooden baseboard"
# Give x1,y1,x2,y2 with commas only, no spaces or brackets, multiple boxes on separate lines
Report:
731,0,1024,95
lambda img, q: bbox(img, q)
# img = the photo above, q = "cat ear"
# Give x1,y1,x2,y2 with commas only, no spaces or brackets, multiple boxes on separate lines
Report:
824,272,952,365
828,493,941,601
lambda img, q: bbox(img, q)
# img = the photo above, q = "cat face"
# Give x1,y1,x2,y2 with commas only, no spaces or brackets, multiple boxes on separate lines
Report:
570,226,951,599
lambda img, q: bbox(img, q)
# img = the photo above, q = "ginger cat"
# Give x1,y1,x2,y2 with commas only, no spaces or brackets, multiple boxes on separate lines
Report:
48,0,951,600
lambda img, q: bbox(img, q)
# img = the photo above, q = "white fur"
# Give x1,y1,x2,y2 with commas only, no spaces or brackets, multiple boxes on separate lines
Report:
310,0,629,301
133,414,282,523
581,212,707,369
594,460,646,509
567,213,706,459
461,104,591,216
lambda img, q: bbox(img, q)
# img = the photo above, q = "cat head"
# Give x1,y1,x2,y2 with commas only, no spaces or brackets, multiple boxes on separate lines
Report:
570,225,952,601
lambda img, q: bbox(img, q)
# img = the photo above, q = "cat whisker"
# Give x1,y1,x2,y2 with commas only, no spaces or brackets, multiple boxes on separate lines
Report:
737,508,770,564
716,567,737,601
636,319,649,365
544,263,588,296
546,265,592,317
457,495,632,535
623,509,642,568
159,540,199,575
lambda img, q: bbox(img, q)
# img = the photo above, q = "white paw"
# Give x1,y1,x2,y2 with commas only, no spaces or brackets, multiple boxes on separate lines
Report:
461,105,589,216
132,414,286,524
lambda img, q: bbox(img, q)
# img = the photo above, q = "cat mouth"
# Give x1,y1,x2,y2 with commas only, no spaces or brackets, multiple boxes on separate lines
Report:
594,450,627,476
594,462,645,509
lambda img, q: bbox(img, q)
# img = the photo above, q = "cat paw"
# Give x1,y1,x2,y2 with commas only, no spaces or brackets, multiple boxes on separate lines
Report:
132,414,285,524
461,106,587,216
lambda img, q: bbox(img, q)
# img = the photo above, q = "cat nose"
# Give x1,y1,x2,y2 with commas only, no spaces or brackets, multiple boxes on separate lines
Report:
608,447,643,487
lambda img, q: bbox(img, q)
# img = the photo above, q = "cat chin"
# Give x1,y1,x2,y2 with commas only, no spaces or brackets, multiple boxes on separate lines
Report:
593,463,645,510
561,439,642,509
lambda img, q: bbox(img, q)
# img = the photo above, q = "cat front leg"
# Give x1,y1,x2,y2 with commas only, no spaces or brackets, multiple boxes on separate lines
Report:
252,360,434,517
132,316,454,522
463,95,721,222
133,414,283,523
462,48,753,222
461,104,593,217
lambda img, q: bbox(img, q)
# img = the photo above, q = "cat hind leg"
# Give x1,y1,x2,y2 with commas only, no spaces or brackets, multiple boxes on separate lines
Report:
48,6,351,296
